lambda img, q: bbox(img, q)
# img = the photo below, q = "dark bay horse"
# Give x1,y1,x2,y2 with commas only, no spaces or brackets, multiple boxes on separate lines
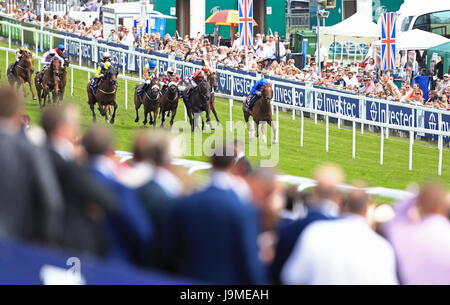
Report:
87,66,118,124
34,58,61,108
57,54,70,103
159,76,180,127
243,84,277,143
134,77,160,127
208,72,220,125
7,52,36,100
183,79,211,132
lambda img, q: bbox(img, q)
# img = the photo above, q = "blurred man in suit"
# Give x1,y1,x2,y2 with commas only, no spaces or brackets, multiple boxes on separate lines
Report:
41,105,117,257
134,130,183,270
169,143,267,284
0,85,63,245
282,187,398,285
231,140,251,177
82,125,154,264
271,164,343,283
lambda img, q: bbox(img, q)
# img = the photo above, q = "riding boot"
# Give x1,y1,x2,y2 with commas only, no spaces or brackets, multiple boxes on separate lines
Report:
10,62,18,75
246,95,257,111
138,83,148,97
91,77,98,94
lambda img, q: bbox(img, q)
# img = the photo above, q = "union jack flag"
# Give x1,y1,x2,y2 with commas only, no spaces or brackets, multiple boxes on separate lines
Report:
381,12,397,71
238,0,253,46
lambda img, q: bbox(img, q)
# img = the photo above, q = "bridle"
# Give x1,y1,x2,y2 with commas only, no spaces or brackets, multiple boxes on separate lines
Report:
197,79,210,102
144,80,160,103
97,69,118,95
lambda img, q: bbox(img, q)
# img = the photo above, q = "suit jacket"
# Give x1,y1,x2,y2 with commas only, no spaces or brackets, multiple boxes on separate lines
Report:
89,166,154,264
47,148,117,257
0,130,64,244
169,186,267,285
271,208,336,284
137,179,174,270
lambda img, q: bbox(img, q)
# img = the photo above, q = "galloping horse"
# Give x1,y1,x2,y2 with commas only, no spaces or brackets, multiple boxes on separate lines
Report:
134,77,160,127
7,51,36,100
207,72,221,125
159,75,180,127
34,58,61,108
183,79,211,132
87,65,118,124
57,53,70,103
243,84,277,143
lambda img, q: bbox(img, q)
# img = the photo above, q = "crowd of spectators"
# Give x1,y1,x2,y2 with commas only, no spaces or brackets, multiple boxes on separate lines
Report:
4,6,450,110
0,84,449,284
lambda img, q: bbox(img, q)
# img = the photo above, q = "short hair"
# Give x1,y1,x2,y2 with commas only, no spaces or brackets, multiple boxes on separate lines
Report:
343,188,370,215
0,85,23,118
82,124,113,157
133,130,174,166
41,104,79,136
211,143,235,170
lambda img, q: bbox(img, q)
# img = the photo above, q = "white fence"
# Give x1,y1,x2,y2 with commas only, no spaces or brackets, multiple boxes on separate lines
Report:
1,20,449,177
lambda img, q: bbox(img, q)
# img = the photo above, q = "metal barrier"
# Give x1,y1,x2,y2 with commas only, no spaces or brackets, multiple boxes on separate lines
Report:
1,19,449,176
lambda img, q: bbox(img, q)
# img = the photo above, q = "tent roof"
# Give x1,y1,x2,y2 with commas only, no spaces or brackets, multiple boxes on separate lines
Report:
319,11,379,38
373,29,449,50
427,41,450,54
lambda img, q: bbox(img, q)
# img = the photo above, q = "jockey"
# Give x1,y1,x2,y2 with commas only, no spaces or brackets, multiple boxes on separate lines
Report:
245,78,269,111
184,68,206,103
55,44,66,57
37,49,64,84
90,52,113,94
11,45,34,75
161,67,181,95
138,59,158,97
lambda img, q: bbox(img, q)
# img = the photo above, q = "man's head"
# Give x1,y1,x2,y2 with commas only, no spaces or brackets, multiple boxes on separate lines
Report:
417,182,448,217
0,85,24,131
41,104,80,142
444,74,449,82
81,124,114,159
313,163,344,203
246,167,279,207
211,142,235,171
133,130,175,167
342,184,370,217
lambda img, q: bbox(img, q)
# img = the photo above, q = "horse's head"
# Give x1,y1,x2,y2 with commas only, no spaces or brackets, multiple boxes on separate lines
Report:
21,51,33,68
51,58,61,78
62,53,70,68
150,78,161,97
262,84,273,101
168,75,179,92
208,72,218,91
199,78,211,102
107,66,118,86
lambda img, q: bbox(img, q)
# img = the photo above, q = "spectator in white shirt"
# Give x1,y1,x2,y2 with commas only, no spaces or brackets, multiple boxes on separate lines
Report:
121,27,135,47
281,187,398,285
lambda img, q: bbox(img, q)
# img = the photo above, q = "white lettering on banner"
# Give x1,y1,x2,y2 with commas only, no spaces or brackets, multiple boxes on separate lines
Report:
274,86,292,105
316,92,323,110
324,95,339,113
370,102,377,121
293,89,305,107
341,98,357,117
389,109,414,127
234,77,254,96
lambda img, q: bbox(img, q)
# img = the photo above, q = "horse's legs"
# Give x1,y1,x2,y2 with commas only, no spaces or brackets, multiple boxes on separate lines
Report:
110,103,118,124
267,120,277,144
212,107,220,126
143,109,148,125
260,121,267,143
135,102,141,123
206,110,214,131
89,101,96,122
148,110,154,126
160,109,166,128
170,107,177,127
152,110,158,128
254,121,260,138
28,80,36,100
193,113,202,131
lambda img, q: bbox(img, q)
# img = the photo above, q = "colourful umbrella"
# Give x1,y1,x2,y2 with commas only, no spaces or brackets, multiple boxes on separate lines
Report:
205,9,258,26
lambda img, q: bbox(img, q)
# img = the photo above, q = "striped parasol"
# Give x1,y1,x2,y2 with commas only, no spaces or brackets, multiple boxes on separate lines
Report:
205,9,258,26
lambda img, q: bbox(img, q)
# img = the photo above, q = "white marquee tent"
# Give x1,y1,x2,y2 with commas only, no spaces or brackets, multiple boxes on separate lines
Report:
372,29,449,51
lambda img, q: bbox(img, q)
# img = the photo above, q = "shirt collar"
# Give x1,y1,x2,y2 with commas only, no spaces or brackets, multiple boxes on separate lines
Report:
153,166,182,198
51,136,75,161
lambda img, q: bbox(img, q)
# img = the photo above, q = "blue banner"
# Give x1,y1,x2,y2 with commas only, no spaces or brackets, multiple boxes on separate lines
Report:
388,104,415,131
366,99,388,124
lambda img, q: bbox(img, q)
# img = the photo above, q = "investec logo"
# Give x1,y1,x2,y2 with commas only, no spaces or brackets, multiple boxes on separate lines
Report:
370,102,378,121
428,113,437,130
219,73,232,92
316,92,323,110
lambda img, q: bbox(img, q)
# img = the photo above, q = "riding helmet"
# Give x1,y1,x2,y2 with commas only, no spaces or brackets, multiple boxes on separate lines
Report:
57,44,65,51
149,59,157,68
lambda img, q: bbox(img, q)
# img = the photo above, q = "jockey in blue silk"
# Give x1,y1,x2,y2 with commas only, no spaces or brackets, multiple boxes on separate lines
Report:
245,78,269,111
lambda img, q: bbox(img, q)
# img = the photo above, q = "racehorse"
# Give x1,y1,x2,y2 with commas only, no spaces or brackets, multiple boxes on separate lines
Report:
57,53,70,103
34,58,61,108
159,75,180,127
182,79,211,132
87,65,118,124
207,72,221,125
243,84,277,143
7,51,36,100
134,77,160,128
